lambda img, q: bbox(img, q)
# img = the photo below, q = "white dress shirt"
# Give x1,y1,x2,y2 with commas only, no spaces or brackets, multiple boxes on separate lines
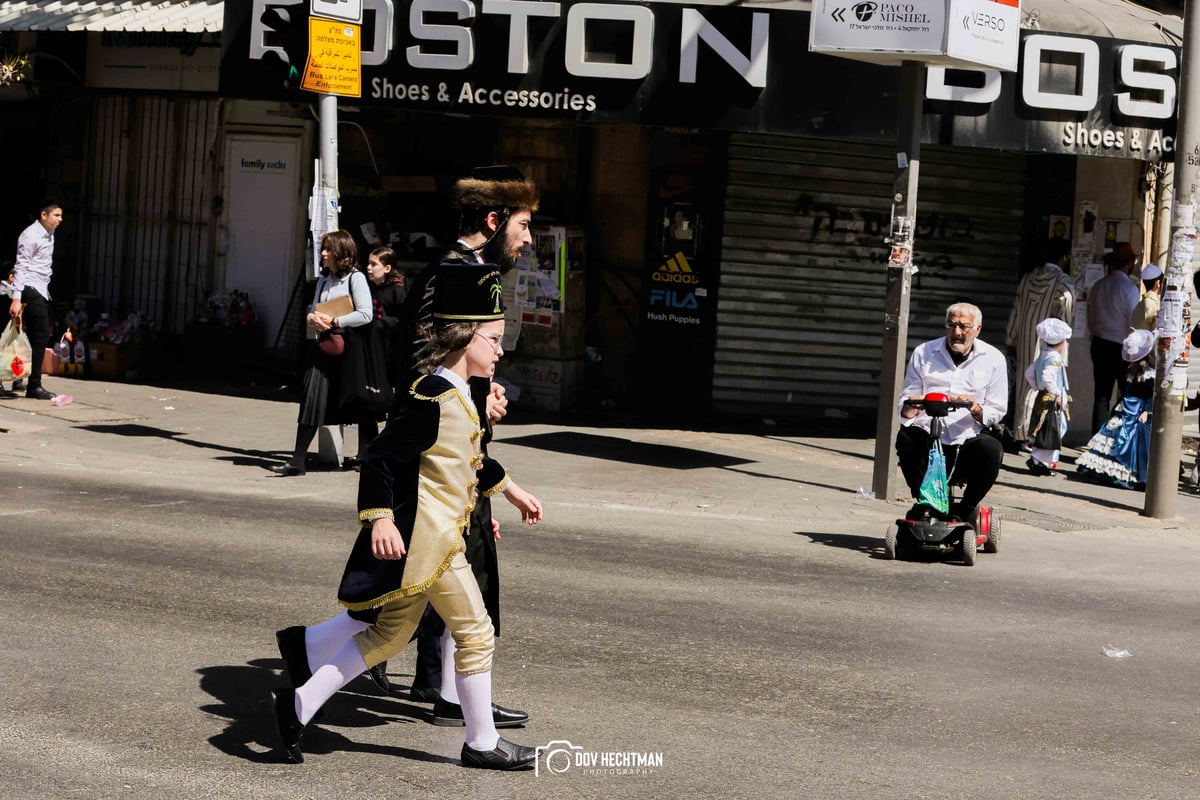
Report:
13,220,54,300
899,337,1009,445
1087,270,1140,343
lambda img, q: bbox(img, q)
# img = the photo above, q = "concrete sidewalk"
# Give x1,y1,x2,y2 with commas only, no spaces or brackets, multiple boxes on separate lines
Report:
2,375,1198,545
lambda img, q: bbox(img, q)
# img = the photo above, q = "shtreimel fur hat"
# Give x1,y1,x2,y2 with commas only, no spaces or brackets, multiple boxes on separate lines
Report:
453,165,540,212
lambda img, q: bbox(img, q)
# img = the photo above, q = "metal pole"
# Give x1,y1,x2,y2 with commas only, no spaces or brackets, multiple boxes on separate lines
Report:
872,60,925,499
1144,0,1200,518
316,92,344,466
319,92,339,228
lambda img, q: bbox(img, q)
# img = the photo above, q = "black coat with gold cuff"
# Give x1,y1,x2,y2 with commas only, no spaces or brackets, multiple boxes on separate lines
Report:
337,373,509,611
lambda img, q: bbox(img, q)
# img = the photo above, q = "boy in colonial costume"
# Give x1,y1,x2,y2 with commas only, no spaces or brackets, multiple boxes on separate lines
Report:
1025,317,1072,475
270,265,543,770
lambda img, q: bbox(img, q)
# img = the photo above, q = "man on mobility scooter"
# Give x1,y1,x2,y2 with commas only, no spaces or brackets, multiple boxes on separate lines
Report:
888,303,1007,564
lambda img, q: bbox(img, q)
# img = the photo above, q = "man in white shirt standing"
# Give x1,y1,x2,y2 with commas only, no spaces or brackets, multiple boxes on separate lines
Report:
8,201,62,400
1086,242,1141,431
896,302,1008,520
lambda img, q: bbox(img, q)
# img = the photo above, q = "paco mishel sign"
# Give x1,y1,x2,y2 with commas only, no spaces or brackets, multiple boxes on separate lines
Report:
220,0,1181,159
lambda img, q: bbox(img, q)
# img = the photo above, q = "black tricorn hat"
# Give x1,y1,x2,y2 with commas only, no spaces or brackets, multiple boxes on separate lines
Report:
453,165,540,212
431,265,505,322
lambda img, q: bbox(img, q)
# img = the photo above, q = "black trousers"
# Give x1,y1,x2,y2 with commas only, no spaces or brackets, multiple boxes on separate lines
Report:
895,426,1003,510
1090,337,1127,432
19,287,50,389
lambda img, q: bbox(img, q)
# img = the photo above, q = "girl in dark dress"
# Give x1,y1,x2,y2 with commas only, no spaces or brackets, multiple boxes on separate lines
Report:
349,246,409,465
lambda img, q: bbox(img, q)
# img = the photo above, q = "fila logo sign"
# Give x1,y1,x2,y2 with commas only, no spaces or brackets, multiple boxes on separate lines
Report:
655,251,700,284
649,289,699,309
928,35,1178,121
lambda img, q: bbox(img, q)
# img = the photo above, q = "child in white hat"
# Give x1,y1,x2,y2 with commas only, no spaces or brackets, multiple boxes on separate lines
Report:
1026,317,1072,475
1076,328,1156,489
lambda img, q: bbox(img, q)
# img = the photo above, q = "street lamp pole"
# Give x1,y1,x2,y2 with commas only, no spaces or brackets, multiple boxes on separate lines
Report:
1144,0,1200,518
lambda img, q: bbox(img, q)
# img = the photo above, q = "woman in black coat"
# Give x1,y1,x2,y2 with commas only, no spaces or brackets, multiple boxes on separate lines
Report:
271,230,372,476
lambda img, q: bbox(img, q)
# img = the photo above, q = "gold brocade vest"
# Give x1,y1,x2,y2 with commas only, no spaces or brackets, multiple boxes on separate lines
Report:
400,382,485,596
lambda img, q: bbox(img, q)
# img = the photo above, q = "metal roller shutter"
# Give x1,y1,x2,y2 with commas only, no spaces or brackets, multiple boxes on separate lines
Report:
82,95,219,335
714,132,1027,420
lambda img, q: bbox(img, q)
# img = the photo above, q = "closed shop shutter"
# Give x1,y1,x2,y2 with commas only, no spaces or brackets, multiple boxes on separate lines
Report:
714,132,1027,420
82,95,219,334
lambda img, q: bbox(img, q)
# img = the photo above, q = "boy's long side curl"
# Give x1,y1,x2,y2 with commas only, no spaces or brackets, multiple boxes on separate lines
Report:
413,321,479,375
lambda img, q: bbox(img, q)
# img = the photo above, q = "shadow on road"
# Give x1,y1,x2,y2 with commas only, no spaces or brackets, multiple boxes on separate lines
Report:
796,530,884,558
764,436,875,463
199,658,455,765
499,431,754,469
77,423,286,470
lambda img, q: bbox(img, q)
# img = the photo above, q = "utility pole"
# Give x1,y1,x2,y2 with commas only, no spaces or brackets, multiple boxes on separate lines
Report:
872,60,925,500
317,92,339,250
1144,0,1200,518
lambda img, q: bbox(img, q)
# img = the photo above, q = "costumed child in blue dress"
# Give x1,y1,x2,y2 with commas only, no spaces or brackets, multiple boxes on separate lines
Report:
1025,317,1072,476
1076,328,1156,489
269,265,544,770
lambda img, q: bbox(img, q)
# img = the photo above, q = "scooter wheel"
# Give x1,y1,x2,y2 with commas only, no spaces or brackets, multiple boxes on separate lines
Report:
884,524,898,560
961,525,977,567
984,515,1000,554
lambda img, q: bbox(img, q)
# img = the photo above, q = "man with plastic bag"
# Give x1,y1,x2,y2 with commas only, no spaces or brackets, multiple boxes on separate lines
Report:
8,201,62,400
895,302,1008,521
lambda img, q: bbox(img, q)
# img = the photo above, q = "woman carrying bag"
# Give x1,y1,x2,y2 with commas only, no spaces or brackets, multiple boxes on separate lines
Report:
272,230,373,477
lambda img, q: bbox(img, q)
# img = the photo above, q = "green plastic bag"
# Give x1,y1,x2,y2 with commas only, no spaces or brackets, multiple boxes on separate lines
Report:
918,442,950,515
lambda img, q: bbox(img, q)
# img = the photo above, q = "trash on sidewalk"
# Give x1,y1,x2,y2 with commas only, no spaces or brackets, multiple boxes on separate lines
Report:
855,487,876,500
1103,644,1133,659
50,394,72,407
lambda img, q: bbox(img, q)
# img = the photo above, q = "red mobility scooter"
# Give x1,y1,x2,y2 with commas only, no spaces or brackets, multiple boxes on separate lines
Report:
883,393,1000,566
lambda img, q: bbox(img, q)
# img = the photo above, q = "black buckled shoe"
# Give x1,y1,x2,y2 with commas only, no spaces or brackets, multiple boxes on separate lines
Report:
274,626,312,687
270,688,306,764
431,697,529,728
409,686,441,703
26,386,53,400
366,661,392,695
461,737,536,770
269,463,306,477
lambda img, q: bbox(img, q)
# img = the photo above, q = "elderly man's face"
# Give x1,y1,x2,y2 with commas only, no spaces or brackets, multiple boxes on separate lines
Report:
945,312,981,355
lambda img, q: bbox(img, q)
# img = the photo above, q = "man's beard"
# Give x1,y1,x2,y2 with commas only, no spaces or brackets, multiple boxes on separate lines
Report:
481,227,519,274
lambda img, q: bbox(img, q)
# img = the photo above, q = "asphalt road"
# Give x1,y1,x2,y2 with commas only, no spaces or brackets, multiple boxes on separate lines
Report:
1,435,1198,800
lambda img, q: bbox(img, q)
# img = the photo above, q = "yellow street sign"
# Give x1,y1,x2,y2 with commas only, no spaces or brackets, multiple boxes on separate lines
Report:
301,18,361,98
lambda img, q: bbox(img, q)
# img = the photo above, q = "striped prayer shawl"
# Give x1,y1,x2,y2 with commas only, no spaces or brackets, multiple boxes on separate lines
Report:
1005,265,1076,440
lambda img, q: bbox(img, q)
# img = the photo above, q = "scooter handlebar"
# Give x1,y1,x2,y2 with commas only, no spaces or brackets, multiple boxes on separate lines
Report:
903,395,974,418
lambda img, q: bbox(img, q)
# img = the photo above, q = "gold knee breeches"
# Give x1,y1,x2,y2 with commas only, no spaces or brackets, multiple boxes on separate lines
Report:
353,550,495,675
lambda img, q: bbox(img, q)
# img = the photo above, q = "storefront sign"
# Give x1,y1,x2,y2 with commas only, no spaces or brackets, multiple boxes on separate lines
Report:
86,31,220,92
221,1,1178,159
809,0,1019,72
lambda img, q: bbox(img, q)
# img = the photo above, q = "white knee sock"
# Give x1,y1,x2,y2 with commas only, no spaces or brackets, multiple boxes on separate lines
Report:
457,670,499,751
439,627,459,704
304,612,371,670
295,638,368,725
